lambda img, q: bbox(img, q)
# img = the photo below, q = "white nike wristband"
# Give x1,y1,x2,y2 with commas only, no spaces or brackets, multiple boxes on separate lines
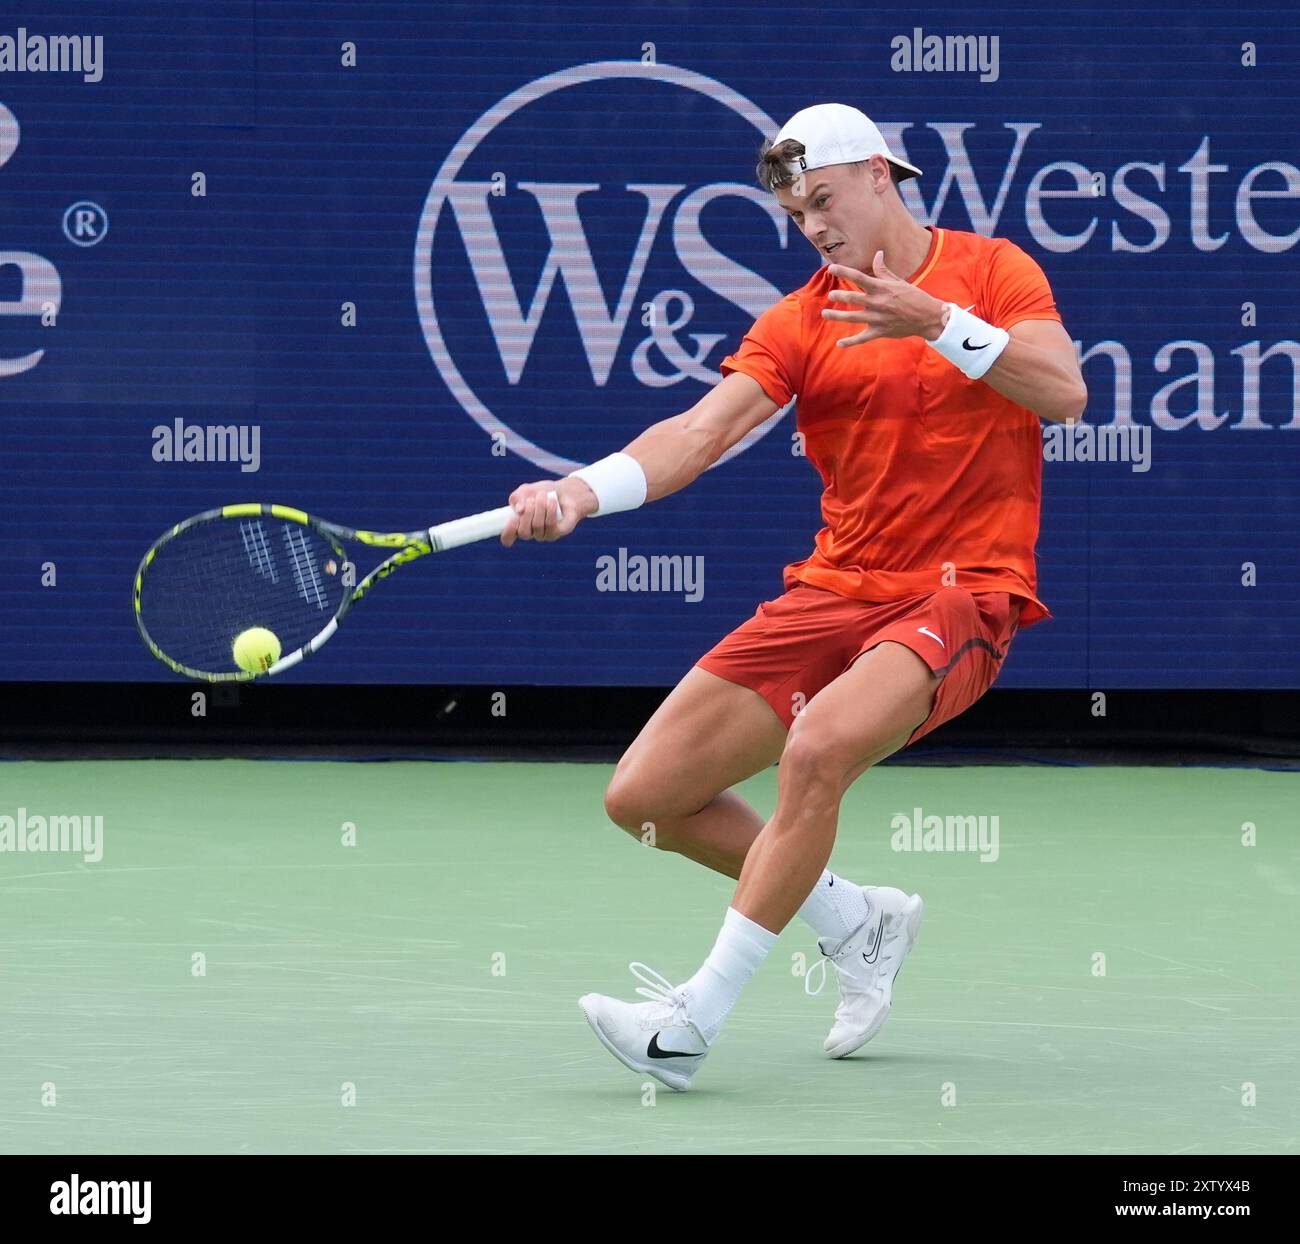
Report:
568,451,648,516
926,303,1010,380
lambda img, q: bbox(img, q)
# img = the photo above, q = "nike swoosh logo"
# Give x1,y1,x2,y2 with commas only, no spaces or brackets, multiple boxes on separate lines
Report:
647,1032,696,1060
962,338,990,351
861,914,887,966
917,626,946,649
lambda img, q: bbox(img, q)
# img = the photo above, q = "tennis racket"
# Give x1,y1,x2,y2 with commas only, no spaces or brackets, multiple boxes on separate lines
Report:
133,500,531,682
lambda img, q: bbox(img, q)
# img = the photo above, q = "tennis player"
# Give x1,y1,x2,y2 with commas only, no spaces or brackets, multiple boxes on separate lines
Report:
502,103,1087,1090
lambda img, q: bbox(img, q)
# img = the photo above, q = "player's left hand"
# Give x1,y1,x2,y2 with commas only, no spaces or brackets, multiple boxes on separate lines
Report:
822,251,947,348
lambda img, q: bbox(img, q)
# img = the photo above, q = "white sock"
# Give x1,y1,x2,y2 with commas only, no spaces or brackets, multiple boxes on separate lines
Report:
676,907,777,1045
797,871,870,944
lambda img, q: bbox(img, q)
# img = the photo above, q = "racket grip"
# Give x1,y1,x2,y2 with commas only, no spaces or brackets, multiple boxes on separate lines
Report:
428,504,516,551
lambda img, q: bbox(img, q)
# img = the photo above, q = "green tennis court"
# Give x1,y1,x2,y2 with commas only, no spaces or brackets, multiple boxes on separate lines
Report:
2,759,1294,1155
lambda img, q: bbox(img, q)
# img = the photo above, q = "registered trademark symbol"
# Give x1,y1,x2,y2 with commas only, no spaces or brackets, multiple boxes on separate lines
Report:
62,200,109,247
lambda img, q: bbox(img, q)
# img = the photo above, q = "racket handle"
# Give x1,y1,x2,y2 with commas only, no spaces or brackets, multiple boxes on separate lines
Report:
428,504,516,551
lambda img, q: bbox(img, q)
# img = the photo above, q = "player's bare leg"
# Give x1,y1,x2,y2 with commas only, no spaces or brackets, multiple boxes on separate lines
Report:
603,667,907,953
602,666,785,877
732,641,938,931
604,664,924,880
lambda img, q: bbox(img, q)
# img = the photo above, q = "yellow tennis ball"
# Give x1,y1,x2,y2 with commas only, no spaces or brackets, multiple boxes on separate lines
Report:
232,626,281,673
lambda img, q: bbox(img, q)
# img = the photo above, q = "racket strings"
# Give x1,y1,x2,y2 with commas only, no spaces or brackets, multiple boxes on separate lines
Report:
139,518,346,675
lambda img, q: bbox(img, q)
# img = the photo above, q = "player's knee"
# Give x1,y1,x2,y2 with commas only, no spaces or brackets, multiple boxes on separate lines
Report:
604,777,685,851
602,771,659,839
780,716,856,792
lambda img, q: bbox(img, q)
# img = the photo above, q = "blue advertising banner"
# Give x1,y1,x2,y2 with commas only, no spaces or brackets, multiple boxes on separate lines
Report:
3,1,1297,687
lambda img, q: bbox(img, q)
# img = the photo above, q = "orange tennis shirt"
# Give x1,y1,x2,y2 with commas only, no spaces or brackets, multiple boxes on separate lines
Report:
720,225,1059,627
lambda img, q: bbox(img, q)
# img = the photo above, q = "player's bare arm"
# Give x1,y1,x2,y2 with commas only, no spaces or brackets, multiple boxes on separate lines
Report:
501,371,778,546
822,254,1088,424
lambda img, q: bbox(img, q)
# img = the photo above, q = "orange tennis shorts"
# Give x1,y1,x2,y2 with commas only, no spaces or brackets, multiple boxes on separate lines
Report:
696,583,1023,744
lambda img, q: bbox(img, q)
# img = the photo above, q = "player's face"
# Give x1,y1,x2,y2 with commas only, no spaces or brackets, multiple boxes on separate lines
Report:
775,160,882,271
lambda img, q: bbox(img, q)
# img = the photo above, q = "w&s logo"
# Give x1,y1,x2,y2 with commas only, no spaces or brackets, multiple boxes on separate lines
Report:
414,61,799,473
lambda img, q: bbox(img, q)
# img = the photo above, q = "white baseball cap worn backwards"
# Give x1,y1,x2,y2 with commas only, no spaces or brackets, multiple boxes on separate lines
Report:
773,103,922,181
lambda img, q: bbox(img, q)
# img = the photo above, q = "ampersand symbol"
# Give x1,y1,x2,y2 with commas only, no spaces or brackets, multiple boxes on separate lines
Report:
631,290,724,387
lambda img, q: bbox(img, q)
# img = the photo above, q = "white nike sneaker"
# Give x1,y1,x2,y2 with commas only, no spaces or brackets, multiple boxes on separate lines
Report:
579,962,711,1092
805,886,924,1059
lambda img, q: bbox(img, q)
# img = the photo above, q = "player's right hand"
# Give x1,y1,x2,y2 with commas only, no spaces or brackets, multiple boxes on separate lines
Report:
501,476,598,547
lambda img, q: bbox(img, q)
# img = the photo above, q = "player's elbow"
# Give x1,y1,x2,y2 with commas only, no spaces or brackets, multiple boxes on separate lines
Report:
1067,380,1089,423
1045,381,1088,425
